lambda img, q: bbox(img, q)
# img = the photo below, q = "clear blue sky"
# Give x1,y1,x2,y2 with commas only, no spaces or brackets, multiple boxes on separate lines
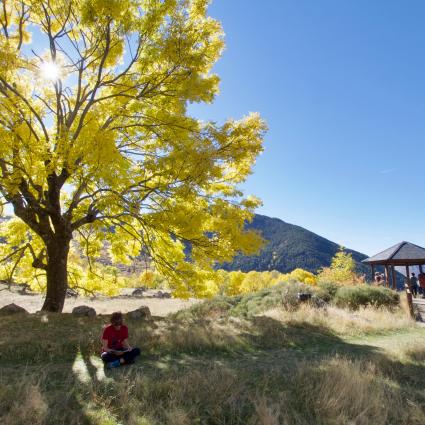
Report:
190,0,425,256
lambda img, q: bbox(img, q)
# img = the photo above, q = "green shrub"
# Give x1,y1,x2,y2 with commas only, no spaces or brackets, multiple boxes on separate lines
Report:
177,283,400,321
316,281,339,302
229,280,319,317
334,286,399,310
172,295,241,320
176,281,319,320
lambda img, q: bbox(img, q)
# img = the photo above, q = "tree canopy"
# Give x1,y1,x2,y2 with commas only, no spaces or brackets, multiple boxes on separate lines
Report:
318,247,360,285
0,0,266,311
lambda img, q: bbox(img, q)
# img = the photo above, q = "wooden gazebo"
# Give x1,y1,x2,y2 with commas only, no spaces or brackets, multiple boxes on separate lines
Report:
362,241,425,289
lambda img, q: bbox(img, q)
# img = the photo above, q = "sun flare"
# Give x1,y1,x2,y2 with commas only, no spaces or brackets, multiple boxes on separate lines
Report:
39,61,60,81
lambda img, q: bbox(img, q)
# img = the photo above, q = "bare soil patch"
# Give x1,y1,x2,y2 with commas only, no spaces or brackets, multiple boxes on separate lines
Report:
0,284,198,316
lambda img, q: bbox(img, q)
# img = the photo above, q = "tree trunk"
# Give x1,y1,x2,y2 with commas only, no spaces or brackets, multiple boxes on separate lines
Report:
41,238,71,312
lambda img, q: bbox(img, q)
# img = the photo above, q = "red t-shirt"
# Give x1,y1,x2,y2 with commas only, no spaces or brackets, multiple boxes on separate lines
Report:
102,325,128,350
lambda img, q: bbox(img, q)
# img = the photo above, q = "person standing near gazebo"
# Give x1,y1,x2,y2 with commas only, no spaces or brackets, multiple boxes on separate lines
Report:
374,272,382,285
418,272,425,298
410,273,418,297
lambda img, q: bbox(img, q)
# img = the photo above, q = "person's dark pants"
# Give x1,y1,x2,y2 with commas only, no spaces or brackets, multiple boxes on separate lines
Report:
411,286,418,297
101,347,141,365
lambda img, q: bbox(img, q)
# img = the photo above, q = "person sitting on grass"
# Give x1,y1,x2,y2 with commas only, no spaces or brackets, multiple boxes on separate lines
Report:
101,311,140,369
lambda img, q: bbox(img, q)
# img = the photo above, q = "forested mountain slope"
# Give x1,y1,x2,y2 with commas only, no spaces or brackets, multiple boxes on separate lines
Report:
222,214,369,274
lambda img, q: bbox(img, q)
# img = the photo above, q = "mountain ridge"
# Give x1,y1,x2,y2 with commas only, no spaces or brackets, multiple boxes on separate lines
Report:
222,214,369,275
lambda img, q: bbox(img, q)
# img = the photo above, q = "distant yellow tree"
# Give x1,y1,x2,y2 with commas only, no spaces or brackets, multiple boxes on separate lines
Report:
217,268,317,297
225,271,245,295
318,247,357,284
139,270,156,288
0,0,265,311
285,268,317,285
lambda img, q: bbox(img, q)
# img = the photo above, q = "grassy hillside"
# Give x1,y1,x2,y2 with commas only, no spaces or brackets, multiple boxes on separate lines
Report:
222,214,369,274
1,286,424,424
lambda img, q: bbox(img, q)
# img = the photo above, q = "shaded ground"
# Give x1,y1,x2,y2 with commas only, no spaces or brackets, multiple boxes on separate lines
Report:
1,308,425,424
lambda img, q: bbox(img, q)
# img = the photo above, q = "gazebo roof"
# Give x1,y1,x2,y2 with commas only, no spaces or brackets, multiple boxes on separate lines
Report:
363,241,425,265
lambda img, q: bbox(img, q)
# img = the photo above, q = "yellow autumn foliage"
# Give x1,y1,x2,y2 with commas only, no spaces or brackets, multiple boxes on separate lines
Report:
318,247,361,285
283,268,318,286
137,267,318,298
0,0,266,308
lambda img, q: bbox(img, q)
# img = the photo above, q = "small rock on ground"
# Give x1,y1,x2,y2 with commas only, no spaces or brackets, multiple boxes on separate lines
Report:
0,303,29,315
127,306,151,320
72,305,96,317
132,288,146,297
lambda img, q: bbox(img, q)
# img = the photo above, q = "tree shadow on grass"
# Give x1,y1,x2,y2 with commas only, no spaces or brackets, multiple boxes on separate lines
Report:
0,313,123,424
1,313,425,424
121,315,425,380
100,316,425,424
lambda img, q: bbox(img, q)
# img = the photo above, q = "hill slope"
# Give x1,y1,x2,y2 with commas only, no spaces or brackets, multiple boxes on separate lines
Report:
222,214,369,274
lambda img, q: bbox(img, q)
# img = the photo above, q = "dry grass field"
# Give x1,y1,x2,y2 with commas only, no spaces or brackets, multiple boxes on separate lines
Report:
1,284,425,424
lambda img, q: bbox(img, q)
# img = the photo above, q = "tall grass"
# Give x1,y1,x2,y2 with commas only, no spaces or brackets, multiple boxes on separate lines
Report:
1,352,425,424
265,304,415,337
0,286,424,424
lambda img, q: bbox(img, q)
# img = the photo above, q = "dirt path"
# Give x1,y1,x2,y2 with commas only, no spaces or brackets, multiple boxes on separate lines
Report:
0,286,199,316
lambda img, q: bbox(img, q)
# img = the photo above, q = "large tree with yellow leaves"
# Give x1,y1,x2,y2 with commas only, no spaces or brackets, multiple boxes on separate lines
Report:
0,0,265,312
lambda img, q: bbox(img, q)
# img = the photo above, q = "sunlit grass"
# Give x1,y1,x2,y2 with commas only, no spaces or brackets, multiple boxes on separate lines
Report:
72,350,91,384
0,295,424,424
